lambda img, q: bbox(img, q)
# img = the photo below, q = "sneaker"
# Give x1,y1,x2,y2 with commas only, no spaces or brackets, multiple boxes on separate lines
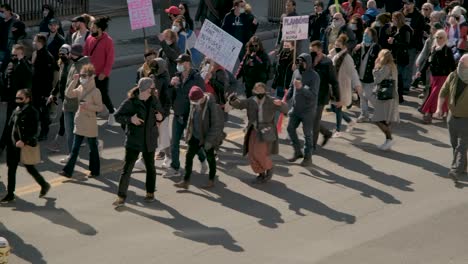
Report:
98,139,104,153
60,155,80,164
356,116,371,123
39,183,51,198
332,131,342,138
264,169,273,182
380,139,395,151
155,152,165,160
200,161,208,174
112,197,125,208
0,194,15,203
161,157,171,169
288,152,304,163
134,158,146,171
164,167,181,178
144,193,155,203
300,158,313,167
174,180,190,189
58,171,72,178
346,120,356,132
107,113,116,126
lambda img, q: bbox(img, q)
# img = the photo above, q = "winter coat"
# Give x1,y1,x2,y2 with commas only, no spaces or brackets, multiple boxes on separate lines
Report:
287,53,320,115
390,25,412,66
309,11,330,42
9,103,39,147
115,92,163,152
151,58,172,116
230,95,288,156
323,24,357,54
353,43,381,84
32,47,55,98
375,23,392,51
65,78,103,138
314,55,340,106
63,56,90,112
3,58,32,102
158,41,181,77
330,49,361,107
185,94,225,150
51,60,71,100
207,66,229,105
420,45,456,77
195,0,230,26
272,50,294,90
403,9,426,50
236,51,270,87
221,10,258,45
372,64,400,123
83,32,115,77
172,69,206,118
46,32,65,64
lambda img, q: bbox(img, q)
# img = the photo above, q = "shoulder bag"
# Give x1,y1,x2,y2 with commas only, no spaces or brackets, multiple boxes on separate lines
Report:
376,69,395,101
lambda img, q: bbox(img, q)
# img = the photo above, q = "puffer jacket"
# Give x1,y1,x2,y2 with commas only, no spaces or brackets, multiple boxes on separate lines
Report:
114,91,163,152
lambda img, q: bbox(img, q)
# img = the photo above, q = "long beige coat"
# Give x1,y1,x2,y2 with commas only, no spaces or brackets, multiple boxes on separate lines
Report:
65,78,103,138
329,49,361,106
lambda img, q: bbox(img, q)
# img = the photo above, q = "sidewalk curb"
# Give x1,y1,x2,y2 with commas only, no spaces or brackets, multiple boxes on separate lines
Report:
112,29,279,70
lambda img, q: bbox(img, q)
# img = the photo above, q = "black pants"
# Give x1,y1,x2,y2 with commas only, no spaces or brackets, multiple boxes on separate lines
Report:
0,101,17,149
6,142,48,196
313,104,333,149
33,96,51,138
184,137,216,182
95,77,114,113
117,148,156,199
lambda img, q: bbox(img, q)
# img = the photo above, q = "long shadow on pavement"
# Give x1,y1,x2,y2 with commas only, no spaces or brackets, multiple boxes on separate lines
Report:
0,222,47,264
8,197,98,236
179,181,285,228
120,202,244,252
320,148,414,192
303,166,401,204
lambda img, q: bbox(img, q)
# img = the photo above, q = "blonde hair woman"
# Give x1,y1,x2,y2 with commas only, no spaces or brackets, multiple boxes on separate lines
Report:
372,49,400,150
418,30,456,124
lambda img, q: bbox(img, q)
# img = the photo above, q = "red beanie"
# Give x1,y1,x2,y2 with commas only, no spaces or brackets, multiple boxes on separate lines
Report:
189,86,204,101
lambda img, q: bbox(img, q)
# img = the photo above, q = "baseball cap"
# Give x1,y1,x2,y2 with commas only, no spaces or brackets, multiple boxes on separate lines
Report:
165,6,181,15
49,18,59,25
175,54,191,63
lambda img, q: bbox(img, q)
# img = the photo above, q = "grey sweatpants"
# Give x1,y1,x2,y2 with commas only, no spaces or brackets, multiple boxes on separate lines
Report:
448,114,468,176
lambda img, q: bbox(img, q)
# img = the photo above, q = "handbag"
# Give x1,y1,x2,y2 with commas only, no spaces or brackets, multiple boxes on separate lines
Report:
257,123,276,142
20,144,41,165
377,79,395,101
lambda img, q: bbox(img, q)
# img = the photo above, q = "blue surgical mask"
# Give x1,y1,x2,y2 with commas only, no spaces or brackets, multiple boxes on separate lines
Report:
363,34,372,45
0,12,5,19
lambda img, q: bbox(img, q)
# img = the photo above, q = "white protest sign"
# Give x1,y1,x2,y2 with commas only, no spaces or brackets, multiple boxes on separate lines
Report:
282,15,309,41
127,0,155,30
194,20,243,73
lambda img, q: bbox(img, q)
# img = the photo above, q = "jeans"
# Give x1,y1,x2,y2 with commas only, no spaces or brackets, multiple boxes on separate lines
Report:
118,148,156,199
6,143,48,196
313,104,333,149
287,112,315,158
170,115,205,170
63,134,100,176
63,111,76,153
95,77,114,113
359,82,376,118
184,137,216,182
448,115,468,176
331,104,352,132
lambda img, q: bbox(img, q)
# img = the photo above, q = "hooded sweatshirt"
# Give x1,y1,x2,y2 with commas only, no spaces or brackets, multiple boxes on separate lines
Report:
286,53,320,115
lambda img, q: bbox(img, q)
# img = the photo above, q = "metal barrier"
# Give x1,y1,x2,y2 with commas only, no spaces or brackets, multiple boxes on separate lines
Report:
5,0,89,24
268,0,286,22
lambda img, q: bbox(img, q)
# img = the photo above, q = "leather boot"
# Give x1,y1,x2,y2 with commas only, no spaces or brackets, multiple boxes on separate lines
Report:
288,152,304,162
300,157,313,167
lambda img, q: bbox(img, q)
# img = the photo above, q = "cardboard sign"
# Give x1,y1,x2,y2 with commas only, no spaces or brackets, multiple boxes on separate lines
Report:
127,0,155,30
194,20,243,72
282,15,309,41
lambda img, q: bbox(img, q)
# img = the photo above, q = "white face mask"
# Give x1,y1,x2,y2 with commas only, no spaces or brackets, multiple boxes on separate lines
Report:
171,25,180,33
177,64,185,73
375,21,382,27
80,77,89,85
239,8,245,14
165,40,173,45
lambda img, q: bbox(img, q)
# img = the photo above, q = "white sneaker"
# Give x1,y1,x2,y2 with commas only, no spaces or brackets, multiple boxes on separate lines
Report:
356,116,371,123
200,161,208,174
380,139,395,151
332,131,342,138
134,157,146,171
161,157,171,169
60,155,80,164
107,114,116,126
346,120,356,132
164,167,181,178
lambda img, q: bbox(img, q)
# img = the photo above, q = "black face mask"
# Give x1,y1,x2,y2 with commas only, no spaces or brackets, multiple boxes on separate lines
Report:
282,48,291,53
16,102,25,107
255,93,265,99
310,51,318,58
299,64,306,72
91,31,99,37
59,56,68,62
335,47,342,53
11,57,18,63
71,56,82,62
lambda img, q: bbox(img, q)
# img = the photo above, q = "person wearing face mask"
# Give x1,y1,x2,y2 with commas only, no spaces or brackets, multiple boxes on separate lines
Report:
228,83,288,183
10,21,33,60
0,44,32,155
83,16,116,126
31,34,55,142
275,0,298,48
341,0,365,20
173,86,224,189
59,64,103,178
222,0,258,59
309,1,330,43
47,44,72,152
1,89,51,203
157,29,181,77
236,36,270,98
435,54,468,183
328,34,361,137
445,7,468,61
165,54,207,178
286,53,320,167
272,41,295,100
353,28,381,122
418,30,456,124
0,4,18,73
46,19,65,108
172,16,202,68
323,13,357,54
112,78,164,207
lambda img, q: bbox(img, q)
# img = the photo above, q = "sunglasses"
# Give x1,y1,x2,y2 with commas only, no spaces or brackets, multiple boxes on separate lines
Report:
11,54,17,58
422,8,429,10
436,36,444,39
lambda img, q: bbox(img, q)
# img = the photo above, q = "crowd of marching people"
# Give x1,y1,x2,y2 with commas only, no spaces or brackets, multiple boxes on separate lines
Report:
0,0,467,207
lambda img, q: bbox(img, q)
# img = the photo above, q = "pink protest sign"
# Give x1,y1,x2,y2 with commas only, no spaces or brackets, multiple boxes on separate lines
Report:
127,0,155,30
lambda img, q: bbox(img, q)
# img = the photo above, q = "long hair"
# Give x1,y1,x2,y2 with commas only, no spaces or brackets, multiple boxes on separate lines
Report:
392,12,406,29
246,36,265,53
375,49,397,74
180,3,192,23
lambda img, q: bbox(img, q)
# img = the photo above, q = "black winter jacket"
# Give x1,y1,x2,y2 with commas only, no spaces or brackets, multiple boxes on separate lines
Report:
32,47,55,98
421,45,456,77
172,69,206,118
390,25,412,66
3,58,32,102
314,55,340,106
9,103,39,147
353,43,381,84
